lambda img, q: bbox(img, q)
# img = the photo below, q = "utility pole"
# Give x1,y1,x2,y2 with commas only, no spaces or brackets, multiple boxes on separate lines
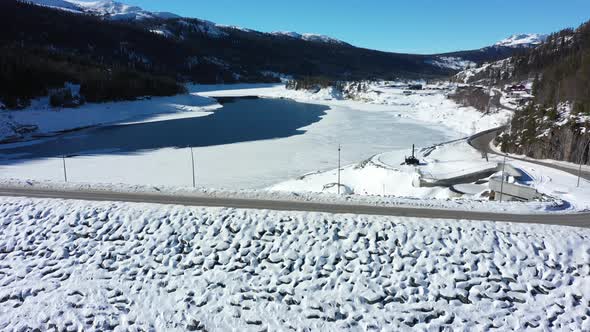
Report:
337,144,341,195
190,147,196,188
62,155,68,183
499,154,507,202
578,140,590,188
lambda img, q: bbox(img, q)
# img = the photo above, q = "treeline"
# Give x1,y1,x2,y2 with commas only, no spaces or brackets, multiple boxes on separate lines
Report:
285,77,371,101
512,21,590,110
0,1,231,108
447,86,495,113
0,45,186,108
286,77,334,91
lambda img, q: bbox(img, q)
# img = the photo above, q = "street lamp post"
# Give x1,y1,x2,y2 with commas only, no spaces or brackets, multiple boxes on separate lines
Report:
337,145,341,195
499,154,507,202
578,140,590,188
62,155,68,182
190,147,196,188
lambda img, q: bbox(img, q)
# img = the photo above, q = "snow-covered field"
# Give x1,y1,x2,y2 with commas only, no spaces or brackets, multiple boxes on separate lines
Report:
0,197,589,331
270,139,494,199
271,136,590,212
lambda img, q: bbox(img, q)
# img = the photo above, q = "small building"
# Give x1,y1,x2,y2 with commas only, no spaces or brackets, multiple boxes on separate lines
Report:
489,177,539,201
489,163,540,201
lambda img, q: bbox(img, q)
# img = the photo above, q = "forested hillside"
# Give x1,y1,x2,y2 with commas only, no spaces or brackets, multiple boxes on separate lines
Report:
0,2,197,108
0,2,273,108
1,1,528,109
495,21,590,165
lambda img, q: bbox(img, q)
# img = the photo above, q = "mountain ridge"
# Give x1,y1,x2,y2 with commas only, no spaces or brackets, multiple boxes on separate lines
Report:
1,1,552,109
26,0,543,52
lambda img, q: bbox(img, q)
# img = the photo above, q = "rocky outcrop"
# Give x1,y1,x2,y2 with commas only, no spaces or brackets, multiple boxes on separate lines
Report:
499,125,590,165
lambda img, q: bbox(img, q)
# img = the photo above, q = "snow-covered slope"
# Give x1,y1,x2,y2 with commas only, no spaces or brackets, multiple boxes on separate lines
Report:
426,56,476,70
454,58,515,84
495,33,548,48
68,0,179,20
26,0,83,12
29,0,180,20
271,31,347,45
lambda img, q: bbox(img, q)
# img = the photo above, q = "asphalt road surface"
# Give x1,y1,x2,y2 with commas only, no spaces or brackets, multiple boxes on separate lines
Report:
0,187,588,228
469,127,590,181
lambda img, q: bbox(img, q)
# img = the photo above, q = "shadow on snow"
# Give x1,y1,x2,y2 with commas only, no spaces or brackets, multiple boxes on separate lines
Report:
0,97,328,164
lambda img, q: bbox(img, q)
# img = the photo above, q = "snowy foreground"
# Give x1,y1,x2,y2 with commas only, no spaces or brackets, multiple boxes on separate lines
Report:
0,197,589,331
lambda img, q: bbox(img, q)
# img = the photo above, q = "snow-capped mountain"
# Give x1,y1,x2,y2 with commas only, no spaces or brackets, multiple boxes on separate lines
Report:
494,33,548,48
26,0,348,45
28,0,179,20
271,31,347,45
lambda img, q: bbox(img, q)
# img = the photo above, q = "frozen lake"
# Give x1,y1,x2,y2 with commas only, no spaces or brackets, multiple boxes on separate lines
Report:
0,95,454,189
0,97,328,159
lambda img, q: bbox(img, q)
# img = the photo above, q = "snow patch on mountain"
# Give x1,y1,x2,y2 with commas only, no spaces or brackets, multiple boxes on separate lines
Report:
272,31,347,45
67,0,179,20
454,58,515,84
27,0,346,44
426,56,476,70
26,0,83,12
28,0,179,20
495,33,548,48
216,25,254,33
176,19,228,38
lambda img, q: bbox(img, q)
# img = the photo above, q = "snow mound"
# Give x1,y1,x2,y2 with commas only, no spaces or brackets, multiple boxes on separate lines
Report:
0,197,588,331
495,33,548,48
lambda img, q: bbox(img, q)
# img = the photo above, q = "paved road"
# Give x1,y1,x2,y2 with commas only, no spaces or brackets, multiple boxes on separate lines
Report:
469,127,590,181
0,187,589,228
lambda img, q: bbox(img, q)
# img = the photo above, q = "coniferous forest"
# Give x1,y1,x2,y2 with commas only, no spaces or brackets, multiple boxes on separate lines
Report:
498,21,590,165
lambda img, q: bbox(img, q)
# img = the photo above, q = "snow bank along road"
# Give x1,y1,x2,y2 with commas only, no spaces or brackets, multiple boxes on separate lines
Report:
0,186,589,228
1,197,589,331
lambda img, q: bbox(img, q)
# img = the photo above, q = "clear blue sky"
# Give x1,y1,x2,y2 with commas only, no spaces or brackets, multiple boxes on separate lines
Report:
127,0,589,54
